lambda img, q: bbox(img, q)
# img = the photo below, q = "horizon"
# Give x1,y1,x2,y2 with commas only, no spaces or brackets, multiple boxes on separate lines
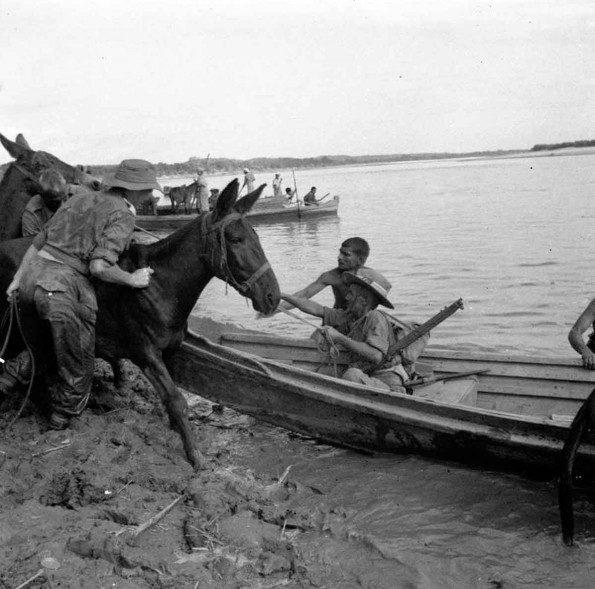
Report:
1,0,592,165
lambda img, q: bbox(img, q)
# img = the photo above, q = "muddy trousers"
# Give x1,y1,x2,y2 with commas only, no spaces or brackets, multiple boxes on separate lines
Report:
19,257,97,418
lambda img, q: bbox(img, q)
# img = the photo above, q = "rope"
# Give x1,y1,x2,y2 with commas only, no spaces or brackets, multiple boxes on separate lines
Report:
1,295,36,430
277,308,341,376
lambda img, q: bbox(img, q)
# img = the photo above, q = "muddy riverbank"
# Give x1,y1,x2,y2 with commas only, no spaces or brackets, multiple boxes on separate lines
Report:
0,361,408,589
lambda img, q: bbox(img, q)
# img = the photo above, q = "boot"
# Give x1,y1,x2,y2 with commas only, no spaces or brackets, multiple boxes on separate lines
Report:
49,412,71,430
0,372,19,398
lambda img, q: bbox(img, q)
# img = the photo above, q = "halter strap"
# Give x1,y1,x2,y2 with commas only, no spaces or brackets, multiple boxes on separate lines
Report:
237,261,271,294
200,212,270,296
12,162,39,183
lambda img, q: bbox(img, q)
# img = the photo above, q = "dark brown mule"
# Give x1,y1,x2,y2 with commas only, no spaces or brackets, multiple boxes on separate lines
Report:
169,181,198,215
0,136,280,470
558,387,595,545
0,134,100,241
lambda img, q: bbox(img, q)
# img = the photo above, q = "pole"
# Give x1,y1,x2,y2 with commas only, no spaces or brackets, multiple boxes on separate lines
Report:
292,169,301,219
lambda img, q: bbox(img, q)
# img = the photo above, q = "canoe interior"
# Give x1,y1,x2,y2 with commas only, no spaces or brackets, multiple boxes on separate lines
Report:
187,316,595,422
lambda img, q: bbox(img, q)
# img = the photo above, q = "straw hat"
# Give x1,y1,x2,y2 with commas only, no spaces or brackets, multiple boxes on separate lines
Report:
102,159,162,192
344,268,394,309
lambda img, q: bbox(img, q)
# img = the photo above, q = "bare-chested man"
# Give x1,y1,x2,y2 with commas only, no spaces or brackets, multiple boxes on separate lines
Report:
277,236,370,312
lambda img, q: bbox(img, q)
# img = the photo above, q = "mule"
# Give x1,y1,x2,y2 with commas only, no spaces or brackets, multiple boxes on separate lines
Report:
558,387,595,545
0,180,279,469
127,189,160,216
0,135,280,470
0,134,100,241
169,181,198,215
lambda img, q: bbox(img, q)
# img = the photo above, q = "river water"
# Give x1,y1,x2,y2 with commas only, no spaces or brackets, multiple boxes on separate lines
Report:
161,152,595,587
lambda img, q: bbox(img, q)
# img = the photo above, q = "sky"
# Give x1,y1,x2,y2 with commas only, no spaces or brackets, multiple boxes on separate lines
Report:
1,0,593,165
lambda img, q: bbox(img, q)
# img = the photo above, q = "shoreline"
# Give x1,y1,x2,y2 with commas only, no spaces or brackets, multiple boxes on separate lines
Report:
156,146,595,183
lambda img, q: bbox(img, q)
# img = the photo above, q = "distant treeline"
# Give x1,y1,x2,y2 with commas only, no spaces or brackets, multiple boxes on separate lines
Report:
531,139,595,152
87,149,522,179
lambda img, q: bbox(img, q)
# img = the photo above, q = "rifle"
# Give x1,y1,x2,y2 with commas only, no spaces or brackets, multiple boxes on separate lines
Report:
407,369,490,388
386,298,464,357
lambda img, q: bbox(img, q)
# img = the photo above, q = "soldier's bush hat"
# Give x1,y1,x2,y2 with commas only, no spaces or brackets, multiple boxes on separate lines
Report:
344,268,394,309
103,159,162,192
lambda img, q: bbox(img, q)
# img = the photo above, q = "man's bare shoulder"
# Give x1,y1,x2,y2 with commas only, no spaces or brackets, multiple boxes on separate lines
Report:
318,267,344,286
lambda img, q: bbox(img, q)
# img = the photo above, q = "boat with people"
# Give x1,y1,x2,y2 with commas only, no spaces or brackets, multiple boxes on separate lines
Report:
135,194,340,231
169,315,595,480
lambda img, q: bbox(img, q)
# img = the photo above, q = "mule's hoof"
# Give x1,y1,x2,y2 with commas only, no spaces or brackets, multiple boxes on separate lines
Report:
189,449,208,471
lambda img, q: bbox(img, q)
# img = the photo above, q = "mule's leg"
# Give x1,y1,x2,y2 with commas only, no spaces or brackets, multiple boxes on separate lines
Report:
141,352,207,470
110,359,128,388
558,387,595,546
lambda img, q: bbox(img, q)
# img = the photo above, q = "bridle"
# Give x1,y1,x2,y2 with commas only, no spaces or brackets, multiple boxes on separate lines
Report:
200,212,271,295
12,162,39,183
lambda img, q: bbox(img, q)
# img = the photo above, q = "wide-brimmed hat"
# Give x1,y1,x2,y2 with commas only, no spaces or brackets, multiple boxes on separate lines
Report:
344,268,394,309
102,159,162,192
244,168,249,173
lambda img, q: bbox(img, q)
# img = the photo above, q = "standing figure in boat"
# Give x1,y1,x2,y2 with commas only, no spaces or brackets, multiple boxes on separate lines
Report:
195,168,210,213
21,169,68,237
272,173,283,198
242,168,255,193
278,237,370,312
282,268,409,392
1,159,158,429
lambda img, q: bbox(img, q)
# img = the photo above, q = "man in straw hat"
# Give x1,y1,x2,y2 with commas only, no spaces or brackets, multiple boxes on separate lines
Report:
282,268,409,392
1,159,161,430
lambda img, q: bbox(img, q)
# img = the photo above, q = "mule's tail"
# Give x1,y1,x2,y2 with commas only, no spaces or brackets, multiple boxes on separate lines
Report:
558,386,595,546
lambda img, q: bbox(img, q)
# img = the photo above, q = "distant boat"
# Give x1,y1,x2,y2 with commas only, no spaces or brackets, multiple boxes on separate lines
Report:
135,195,339,232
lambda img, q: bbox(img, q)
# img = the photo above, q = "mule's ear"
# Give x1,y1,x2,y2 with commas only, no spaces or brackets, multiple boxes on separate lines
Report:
0,133,31,160
15,134,31,149
213,179,239,220
234,184,266,215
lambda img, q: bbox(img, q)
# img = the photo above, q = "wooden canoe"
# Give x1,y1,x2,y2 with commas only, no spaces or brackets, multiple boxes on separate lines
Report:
136,196,339,232
172,316,595,479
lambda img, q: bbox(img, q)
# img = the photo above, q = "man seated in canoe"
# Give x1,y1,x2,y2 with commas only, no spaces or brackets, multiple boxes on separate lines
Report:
568,299,595,369
303,186,319,206
277,237,370,313
281,268,409,393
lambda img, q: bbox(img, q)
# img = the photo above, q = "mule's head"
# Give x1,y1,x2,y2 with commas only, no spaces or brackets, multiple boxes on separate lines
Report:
207,179,280,314
0,133,101,240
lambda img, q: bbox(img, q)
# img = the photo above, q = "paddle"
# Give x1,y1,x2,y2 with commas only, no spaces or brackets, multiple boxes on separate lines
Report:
292,169,301,219
310,193,330,206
